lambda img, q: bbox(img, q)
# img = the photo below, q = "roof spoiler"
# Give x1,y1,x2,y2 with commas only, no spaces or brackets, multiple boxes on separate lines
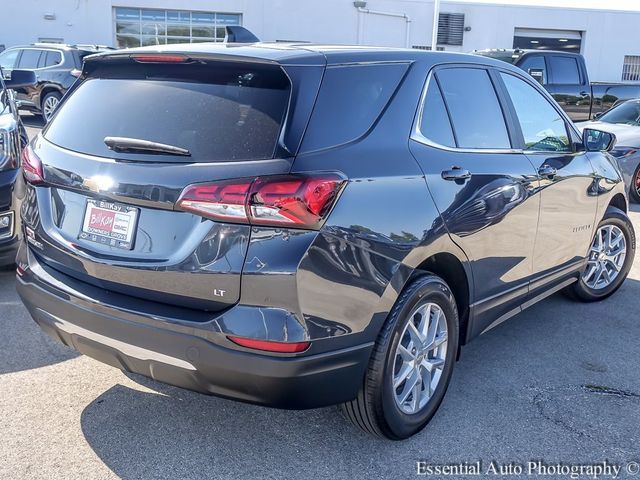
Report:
224,26,260,44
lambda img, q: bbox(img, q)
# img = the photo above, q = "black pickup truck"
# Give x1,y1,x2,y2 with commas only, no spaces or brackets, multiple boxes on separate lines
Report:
475,49,640,121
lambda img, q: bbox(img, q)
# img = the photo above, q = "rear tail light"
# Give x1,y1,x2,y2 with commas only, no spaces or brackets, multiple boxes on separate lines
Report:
70,68,82,78
228,336,310,353
21,145,44,185
176,173,346,229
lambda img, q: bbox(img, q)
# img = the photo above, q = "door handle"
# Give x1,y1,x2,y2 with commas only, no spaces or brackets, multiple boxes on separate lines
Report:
538,164,557,178
441,167,471,181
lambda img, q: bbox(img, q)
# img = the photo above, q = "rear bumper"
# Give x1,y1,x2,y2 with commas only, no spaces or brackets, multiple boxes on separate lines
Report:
16,255,372,409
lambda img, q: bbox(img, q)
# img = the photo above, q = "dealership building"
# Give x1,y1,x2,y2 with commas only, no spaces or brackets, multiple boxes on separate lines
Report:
1,0,638,82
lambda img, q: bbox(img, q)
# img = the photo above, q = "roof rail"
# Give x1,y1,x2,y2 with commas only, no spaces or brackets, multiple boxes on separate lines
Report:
74,44,116,50
31,42,67,47
30,42,115,50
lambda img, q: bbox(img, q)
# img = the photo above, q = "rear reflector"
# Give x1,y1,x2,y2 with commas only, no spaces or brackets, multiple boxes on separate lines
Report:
176,173,346,229
228,336,311,353
131,54,189,63
22,145,44,184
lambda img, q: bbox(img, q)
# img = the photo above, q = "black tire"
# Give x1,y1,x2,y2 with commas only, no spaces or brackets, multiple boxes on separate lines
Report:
41,91,62,123
630,165,640,204
341,274,459,440
568,207,635,302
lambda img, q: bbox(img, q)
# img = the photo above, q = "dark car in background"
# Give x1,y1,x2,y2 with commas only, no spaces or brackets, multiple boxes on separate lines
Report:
475,49,640,122
0,44,113,122
16,44,634,439
0,69,34,266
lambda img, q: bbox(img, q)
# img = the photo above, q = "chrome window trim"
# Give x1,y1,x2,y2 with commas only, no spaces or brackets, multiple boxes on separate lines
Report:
410,69,523,155
0,210,14,240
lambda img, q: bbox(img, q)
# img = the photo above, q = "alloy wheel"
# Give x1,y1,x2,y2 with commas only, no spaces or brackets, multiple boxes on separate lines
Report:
582,224,627,290
392,302,448,415
43,95,60,121
635,170,640,198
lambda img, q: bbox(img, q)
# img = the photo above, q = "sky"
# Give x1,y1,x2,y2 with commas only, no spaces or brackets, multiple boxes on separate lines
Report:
455,0,640,11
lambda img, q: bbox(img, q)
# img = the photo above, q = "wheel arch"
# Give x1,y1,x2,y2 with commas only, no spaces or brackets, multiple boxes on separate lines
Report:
412,252,472,347
608,192,627,213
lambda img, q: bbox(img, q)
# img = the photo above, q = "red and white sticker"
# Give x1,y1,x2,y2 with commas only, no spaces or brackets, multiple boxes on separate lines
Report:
80,199,138,250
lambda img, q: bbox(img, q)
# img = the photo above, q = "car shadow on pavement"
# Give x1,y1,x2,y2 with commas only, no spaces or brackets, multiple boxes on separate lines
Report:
80,278,640,479
19,112,45,129
0,270,79,374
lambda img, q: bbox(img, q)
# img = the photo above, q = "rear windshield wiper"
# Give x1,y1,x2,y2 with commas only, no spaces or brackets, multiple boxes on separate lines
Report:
104,136,191,156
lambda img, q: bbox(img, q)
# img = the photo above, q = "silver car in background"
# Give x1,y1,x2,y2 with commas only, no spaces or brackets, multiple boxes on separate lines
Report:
577,99,640,203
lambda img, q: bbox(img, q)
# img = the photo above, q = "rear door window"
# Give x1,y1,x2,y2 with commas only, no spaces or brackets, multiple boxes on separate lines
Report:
435,67,511,149
549,56,581,85
17,49,42,69
418,78,455,147
44,62,291,162
301,63,408,152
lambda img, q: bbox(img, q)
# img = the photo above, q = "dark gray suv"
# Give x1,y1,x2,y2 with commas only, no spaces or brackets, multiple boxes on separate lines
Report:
0,43,112,122
16,44,635,439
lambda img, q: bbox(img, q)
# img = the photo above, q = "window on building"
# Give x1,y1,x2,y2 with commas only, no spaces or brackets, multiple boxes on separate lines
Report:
512,28,581,53
548,56,581,85
622,56,640,82
411,45,445,51
436,67,511,149
114,7,242,48
38,37,64,44
437,13,464,46
500,72,570,152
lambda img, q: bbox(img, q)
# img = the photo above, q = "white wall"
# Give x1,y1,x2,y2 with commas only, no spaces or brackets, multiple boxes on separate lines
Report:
0,0,637,82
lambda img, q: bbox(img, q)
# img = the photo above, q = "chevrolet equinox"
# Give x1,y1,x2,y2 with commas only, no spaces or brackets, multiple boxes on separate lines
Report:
16,44,635,439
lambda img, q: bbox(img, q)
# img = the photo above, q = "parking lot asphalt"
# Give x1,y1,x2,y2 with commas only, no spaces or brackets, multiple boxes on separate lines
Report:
1,118,639,479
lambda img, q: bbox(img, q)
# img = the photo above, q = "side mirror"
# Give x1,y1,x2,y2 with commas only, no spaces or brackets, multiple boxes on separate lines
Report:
582,128,616,152
3,69,37,89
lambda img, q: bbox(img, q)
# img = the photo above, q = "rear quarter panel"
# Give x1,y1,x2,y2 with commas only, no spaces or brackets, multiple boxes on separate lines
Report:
283,59,472,348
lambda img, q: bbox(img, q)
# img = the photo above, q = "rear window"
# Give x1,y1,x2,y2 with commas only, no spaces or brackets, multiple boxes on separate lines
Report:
300,63,408,152
44,62,291,162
